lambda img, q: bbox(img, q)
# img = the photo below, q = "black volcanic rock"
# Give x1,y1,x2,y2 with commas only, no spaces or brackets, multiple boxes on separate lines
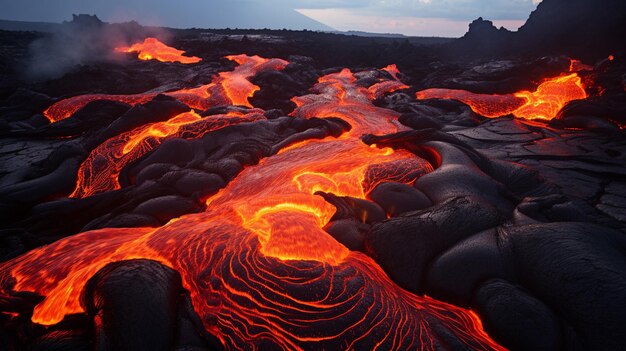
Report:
0,115,355,258
81,259,181,351
501,223,626,350
450,0,626,60
517,0,626,58
81,259,222,351
324,219,369,251
455,18,511,55
64,14,104,29
368,182,432,217
473,279,562,351
0,23,625,350
365,196,505,293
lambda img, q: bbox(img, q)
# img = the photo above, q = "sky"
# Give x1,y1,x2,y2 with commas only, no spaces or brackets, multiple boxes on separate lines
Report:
0,0,543,37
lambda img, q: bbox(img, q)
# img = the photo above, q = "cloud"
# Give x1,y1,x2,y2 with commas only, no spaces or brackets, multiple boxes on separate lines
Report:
295,0,541,36
0,0,333,31
297,0,541,21
0,0,542,37
297,8,526,37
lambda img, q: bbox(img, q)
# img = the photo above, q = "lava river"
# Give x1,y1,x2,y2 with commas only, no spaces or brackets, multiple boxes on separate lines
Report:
69,55,288,198
415,62,588,121
43,53,287,123
0,60,505,350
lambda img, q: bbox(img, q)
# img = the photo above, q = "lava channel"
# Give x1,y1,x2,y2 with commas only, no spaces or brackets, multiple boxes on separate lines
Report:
1,64,506,350
68,54,288,198
43,54,288,123
415,61,588,121
69,109,265,198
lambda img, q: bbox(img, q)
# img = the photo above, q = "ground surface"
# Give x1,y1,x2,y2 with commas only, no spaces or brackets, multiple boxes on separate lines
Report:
0,15,625,351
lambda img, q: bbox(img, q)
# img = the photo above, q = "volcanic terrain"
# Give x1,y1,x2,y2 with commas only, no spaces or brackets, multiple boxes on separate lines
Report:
0,1,625,350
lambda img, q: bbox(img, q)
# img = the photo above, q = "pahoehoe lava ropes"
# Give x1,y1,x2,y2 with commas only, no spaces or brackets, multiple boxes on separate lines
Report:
1,51,505,350
1,7,625,349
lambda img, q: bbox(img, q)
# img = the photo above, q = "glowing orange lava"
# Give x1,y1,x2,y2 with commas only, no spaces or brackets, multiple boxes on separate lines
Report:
367,64,410,100
512,73,587,120
70,109,265,198
1,62,506,350
115,37,201,64
43,94,154,123
67,55,288,198
569,59,592,72
43,55,287,123
416,67,588,121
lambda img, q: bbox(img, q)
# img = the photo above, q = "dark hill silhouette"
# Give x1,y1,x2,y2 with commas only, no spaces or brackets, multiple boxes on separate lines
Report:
450,0,626,60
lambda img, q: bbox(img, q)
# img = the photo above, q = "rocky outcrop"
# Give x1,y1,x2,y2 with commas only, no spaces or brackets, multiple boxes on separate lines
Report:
450,0,626,60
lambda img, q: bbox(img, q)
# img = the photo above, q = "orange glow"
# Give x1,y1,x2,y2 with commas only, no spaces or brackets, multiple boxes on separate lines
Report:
367,64,410,100
43,55,287,123
70,110,265,198
569,59,593,72
416,72,587,121
209,67,426,265
220,54,289,107
115,37,201,64
608,55,615,61
511,73,587,120
1,63,506,350
121,111,202,154
67,55,288,198
43,94,154,123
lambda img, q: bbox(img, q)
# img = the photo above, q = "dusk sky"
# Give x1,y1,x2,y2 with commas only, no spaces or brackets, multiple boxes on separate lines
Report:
0,0,543,37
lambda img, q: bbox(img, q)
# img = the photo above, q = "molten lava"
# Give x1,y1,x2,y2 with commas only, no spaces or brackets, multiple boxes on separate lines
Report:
569,59,593,72
1,59,506,350
70,110,265,198
416,66,588,121
43,94,154,123
68,55,288,198
115,37,201,64
366,64,410,100
43,55,288,123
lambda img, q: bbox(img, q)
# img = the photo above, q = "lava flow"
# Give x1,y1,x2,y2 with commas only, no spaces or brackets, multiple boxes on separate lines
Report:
115,37,202,64
43,94,154,123
43,54,287,123
1,61,505,350
69,109,265,198
416,63,588,120
366,64,410,100
69,55,288,198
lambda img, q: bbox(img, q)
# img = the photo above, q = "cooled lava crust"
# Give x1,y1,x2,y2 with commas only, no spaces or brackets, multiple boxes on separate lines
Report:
0,31,625,351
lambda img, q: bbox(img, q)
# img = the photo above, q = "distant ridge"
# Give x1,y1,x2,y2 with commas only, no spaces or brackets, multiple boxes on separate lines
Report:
0,1,335,32
0,19,60,32
0,17,453,46
330,31,408,38
450,0,626,60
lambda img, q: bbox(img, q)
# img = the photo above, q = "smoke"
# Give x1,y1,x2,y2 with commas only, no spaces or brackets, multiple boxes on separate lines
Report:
24,14,170,80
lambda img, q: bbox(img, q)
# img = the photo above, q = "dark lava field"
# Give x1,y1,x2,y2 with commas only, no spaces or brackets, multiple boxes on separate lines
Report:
0,0,625,350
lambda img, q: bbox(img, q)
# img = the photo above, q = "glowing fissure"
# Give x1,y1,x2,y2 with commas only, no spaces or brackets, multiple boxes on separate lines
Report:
115,37,202,64
1,58,507,350
416,61,588,121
